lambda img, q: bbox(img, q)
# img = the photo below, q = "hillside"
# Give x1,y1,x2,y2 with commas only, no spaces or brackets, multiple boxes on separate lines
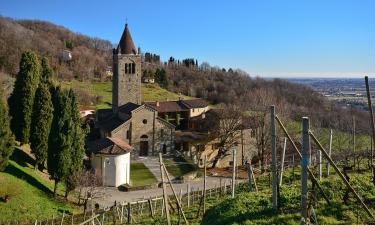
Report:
0,147,77,222
0,16,111,81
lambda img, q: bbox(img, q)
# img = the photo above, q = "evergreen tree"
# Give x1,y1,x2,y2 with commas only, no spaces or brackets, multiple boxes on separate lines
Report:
8,51,40,144
48,87,73,196
40,57,54,86
155,68,169,89
0,90,15,171
64,89,85,198
29,83,53,170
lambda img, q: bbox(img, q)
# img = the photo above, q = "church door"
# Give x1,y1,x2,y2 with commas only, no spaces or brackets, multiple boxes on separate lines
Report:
140,141,149,156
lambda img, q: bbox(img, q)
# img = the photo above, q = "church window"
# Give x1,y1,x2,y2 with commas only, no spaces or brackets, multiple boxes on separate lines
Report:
161,129,164,137
131,63,136,74
125,63,129,74
126,130,131,139
143,119,147,124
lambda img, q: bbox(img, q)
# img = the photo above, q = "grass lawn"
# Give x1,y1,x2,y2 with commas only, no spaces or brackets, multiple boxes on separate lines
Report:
0,147,78,222
164,157,197,178
61,81,192,109
130,162,157,187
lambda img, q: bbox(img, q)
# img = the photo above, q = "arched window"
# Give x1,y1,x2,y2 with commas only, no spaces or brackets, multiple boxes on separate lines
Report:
131,63,136,74
125,63,129,74
141,135,148,139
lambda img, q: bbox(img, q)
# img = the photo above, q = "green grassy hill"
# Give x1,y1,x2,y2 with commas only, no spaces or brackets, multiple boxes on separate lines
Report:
61,81,192,109
0,147,77,222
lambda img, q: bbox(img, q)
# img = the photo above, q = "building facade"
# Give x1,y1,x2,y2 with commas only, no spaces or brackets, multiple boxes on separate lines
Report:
96,24,175,157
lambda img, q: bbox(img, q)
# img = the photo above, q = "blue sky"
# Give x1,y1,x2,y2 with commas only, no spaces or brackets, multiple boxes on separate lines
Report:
1,0,375,77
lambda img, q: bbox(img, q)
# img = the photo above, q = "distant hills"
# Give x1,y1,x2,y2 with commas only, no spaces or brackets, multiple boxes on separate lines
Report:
0,16,112,81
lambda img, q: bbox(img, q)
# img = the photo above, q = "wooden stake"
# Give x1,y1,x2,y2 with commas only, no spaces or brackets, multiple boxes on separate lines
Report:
159,153,171,225
148,199,154,218
327,129,333,176
187,183,191,208
310,131,375,220
301,117,310,224
250,164,258,192
365,76,375,169
162,164,189,224
275,115,331,205
246,163,253,192
203,155,207,213
231,148,236,198
279,137,287,186
127,202,131,224
270,105,278,209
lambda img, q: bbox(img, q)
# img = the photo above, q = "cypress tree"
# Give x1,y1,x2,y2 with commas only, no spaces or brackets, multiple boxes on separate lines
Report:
48,87,73,196
40,57,54,88
0,90,15,171
30,57,54,170
30,83,53,170
64,89,85,198
8,51,40,144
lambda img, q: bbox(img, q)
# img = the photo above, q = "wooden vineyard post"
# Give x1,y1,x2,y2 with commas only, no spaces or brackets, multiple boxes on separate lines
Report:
148,199,154,219
365,76,375,168
310,131,375,220
270,105,278,209
279,137,287,186
203,155,207,213
250,164,258,192
301,117,310,224
327,129,333,176
246,163,253,192
231,148,236,198
162,163,189,224
275,115,331,205
159,153,171,225
127,202,131,224
187,183,191,208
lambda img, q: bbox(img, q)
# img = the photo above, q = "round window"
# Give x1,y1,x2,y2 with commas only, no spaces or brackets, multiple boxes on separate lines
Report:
143,119,147,124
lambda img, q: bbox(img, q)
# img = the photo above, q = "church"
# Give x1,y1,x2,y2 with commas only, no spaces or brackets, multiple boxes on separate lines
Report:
95,24,175,157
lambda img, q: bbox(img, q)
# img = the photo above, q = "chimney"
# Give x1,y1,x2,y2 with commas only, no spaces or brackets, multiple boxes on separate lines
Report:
178,93,183,101
156,101,159,107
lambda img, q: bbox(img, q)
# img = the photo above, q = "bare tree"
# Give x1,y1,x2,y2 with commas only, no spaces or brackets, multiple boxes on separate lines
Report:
203,105,243,168
76,169,103,207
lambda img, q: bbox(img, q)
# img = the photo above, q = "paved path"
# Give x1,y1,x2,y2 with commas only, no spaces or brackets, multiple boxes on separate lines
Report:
96,176,246,207
137,156,175,182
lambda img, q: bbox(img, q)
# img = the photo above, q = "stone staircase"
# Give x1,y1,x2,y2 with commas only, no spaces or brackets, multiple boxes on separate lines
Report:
137,156,175,182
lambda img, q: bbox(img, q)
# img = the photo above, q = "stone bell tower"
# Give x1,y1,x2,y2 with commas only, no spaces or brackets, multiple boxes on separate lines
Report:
112,23,141,112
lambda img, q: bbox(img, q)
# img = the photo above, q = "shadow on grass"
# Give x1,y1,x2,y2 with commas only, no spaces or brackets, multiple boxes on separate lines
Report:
10,147,36,167
4,163,52,195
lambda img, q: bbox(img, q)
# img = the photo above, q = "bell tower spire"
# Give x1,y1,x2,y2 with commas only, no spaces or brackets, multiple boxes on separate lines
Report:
112,23,141,112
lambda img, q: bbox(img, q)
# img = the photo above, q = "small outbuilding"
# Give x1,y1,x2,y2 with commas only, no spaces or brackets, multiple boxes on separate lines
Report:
90,137,133,187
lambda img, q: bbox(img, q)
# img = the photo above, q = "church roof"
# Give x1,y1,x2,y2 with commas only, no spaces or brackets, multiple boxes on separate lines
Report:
89,137,133,155
118,102,142,114
97,116,129,132
180,99,209,108
146,99,209,113
117,23,137,55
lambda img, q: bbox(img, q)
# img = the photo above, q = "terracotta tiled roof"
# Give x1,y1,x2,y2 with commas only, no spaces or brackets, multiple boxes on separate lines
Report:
89,137,133,155
146,99,208,113
180,99,209,108
146,101,189,113
117,24,137,55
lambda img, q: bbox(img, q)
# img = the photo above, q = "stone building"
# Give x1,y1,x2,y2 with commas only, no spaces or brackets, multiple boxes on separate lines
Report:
96,24,175,157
